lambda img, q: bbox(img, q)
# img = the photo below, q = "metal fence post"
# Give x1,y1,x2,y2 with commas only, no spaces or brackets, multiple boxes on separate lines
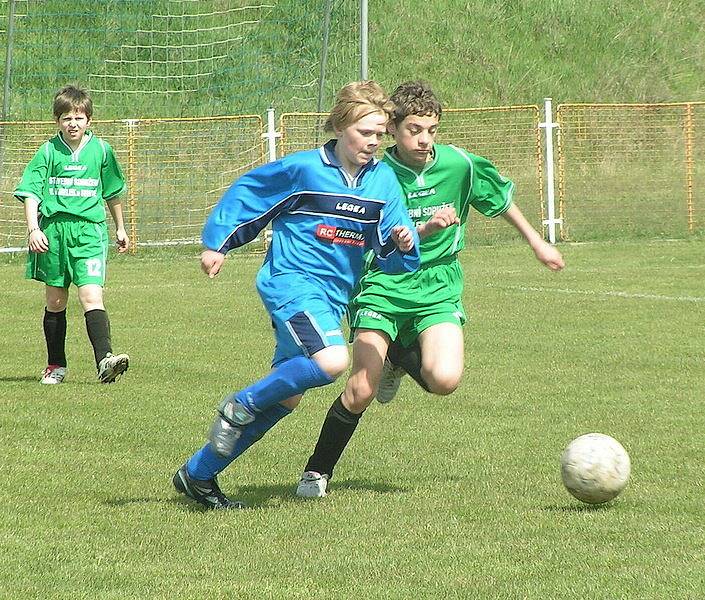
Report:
540,97,562,243
2,0,16,121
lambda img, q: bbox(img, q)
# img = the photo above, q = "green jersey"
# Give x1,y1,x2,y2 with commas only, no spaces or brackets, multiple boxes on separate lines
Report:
14,131,126,224
349,144,515,339
382,143,513,266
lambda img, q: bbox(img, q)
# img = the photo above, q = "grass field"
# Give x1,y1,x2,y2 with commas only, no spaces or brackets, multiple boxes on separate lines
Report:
1,239,704,599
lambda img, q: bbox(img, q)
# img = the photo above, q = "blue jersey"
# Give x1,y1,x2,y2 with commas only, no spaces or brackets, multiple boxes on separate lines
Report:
202,140,420,314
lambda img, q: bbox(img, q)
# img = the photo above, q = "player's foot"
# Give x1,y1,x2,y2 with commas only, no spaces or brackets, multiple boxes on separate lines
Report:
98,352,129,383
172,463,244,510
296,470,329,498
375,358,405,404
40,365,67,385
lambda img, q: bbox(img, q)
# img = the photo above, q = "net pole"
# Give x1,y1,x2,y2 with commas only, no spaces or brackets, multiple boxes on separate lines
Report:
360,0,368,79
2,0,16,120
316,0,333,115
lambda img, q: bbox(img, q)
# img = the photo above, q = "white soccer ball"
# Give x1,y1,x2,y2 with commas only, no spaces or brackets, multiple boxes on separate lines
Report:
560,433,631,504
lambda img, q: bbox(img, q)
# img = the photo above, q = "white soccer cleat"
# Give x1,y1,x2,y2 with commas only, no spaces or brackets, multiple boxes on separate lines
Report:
41,365,67,384
375,358,405,404
296,471,329,498
98,352,130,383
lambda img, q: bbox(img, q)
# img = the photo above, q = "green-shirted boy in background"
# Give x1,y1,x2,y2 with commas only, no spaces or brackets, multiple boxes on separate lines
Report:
15,84,130,385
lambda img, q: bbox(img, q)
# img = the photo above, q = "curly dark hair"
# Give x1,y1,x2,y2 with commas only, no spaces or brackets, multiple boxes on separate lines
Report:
389,81,442,125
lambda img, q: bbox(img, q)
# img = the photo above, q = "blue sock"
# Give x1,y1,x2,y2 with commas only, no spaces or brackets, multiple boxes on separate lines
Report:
187,403,292,480
237,355,334,414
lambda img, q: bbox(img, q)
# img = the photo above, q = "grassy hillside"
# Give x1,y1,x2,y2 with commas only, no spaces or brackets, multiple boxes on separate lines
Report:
1,0,703,119
369,0,705,106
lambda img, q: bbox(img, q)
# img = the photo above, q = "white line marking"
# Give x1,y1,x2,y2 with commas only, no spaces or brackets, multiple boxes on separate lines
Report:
490,285,705,303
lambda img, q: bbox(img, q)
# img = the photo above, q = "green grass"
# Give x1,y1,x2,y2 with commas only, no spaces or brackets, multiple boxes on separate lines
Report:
1,239,704,599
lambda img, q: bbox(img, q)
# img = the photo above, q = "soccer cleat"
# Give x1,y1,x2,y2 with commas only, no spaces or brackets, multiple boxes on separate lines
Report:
40,365,67,385
209,395,255,457
97,352,129,383
296,470,329,498
375,358,405,404
172,464,244,510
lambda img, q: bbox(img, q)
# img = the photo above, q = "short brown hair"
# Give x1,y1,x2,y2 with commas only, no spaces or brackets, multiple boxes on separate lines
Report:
390,81,442,125
324,80,393,133
53,84,93,120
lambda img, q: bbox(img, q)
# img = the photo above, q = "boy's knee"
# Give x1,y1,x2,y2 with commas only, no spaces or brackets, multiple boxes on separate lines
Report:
314,346,349,380
424,369,461,396
343,378,375,412
46,298,67,312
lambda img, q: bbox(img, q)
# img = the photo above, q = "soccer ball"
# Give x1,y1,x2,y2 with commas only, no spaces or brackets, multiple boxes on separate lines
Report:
560,433,631,504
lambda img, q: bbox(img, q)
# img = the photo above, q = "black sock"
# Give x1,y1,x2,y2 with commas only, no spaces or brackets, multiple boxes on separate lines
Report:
303,394,364,478
387,339,430,392
43,308,67,367
84,309,112,368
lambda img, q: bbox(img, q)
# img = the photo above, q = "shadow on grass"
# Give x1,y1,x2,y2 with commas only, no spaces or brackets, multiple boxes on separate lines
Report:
0,375,42,382
541,503,614,513
0,374,99,385
103,478,407,512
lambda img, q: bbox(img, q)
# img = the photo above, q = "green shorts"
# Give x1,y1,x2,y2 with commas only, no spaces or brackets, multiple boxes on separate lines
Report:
349,257,466,347
26,214,109,288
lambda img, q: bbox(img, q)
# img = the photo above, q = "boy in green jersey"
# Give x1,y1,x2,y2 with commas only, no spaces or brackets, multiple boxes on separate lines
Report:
15,84,130,384
297,81,565,497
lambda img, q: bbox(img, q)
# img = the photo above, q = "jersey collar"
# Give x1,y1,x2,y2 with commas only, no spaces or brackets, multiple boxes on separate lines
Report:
384,145,437,186
57,130,93,161
319,139,378,188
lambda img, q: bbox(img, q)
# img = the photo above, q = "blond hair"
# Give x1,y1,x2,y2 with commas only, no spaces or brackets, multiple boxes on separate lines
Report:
53,84,93,120
324,81,393,133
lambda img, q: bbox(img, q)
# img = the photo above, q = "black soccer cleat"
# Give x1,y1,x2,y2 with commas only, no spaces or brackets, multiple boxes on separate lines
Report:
172,463,245,510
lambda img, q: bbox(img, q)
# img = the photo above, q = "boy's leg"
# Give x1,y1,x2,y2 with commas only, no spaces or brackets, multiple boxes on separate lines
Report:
43,286,69,368
188,403,293,480
418,321,464,394
41,285,69,384
79,284,110,367
210,353,335,457
298,329,388,496
386,338,428,392
390,321,464,396
30,220,70,381
72,218,129,383
78,286,130,383
382,305,466,400
208,304,343,457
175,403,294,509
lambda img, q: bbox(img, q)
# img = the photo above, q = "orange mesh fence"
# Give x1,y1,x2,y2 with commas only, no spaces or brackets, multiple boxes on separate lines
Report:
556,102,705,240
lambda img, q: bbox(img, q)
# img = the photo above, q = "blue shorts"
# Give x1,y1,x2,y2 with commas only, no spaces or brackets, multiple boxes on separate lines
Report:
258,274,346,367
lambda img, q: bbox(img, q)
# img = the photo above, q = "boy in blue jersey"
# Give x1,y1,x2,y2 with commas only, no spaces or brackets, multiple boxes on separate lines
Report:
173,81,420,509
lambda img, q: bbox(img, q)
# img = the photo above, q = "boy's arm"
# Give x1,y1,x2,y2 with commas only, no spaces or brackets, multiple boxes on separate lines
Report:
417,206,460,239
373,190,420,274
106,197,130,253
502,203,564,271
202,159,294,254
24,197,48,253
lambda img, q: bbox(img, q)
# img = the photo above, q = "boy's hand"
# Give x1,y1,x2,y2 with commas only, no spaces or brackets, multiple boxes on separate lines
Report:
418,206,459,239
391,225,415,253
28,229,49,253
534,240,565,271
201,249,226,278
116,228,130,253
